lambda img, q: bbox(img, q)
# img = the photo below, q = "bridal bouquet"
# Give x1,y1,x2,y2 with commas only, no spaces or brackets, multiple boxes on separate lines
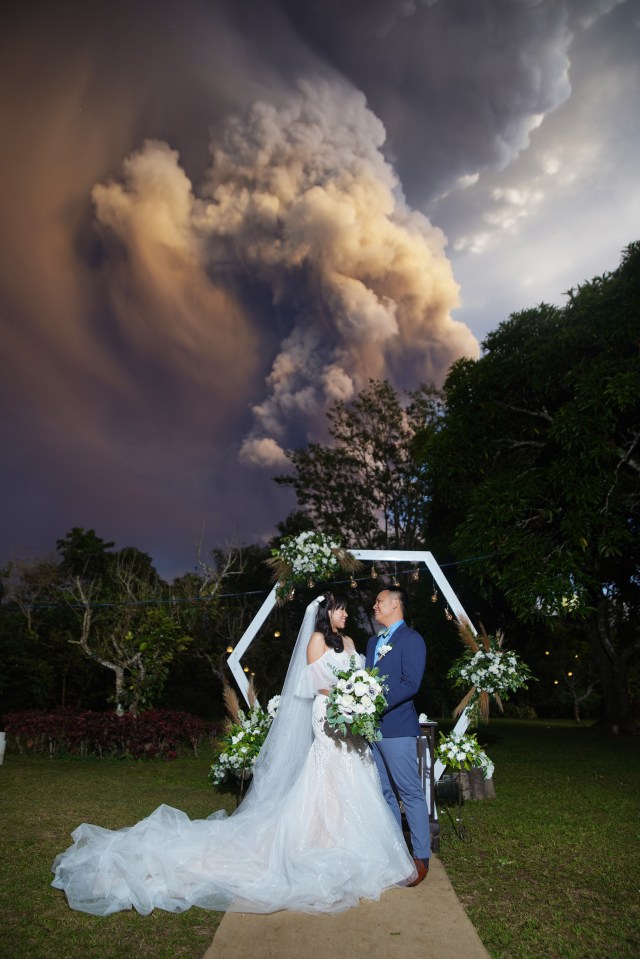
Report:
325,656,387,743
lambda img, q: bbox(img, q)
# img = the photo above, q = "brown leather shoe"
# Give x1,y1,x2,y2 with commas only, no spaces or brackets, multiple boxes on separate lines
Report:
407,857,429,887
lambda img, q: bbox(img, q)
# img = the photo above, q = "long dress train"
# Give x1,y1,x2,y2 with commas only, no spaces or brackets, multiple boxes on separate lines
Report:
51,647,416,915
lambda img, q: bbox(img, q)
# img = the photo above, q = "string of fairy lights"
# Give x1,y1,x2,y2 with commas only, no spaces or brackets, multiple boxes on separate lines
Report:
9,553,498,612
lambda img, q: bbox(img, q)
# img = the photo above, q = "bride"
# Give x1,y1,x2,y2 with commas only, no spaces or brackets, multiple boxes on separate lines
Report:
51,593,417,915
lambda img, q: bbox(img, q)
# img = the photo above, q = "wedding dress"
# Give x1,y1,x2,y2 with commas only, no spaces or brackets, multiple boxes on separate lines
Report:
51,598,416,916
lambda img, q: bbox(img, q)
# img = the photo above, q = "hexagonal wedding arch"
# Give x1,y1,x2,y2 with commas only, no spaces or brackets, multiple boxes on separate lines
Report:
228,548,477,783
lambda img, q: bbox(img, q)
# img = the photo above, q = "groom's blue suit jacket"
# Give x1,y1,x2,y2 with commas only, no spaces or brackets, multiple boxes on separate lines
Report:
365,622,426,738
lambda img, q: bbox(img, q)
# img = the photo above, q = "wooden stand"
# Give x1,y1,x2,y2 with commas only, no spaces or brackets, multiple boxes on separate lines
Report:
417,721,440,851
458,767,496,801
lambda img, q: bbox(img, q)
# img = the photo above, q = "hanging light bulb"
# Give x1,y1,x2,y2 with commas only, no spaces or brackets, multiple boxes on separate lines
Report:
243,666,250,673
350,577,357,589
226,645,234,653
273,630,281,638
370,565,378,579
431,588,438,603
392,565,400,586
444,606,453,621
288,587,296,601
411,567,420,582
307,577,315,588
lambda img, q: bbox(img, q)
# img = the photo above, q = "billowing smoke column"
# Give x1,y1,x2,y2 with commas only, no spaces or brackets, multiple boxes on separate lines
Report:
94,79,478,468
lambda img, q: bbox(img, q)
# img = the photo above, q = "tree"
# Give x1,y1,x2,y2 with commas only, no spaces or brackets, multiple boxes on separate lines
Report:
275,380,443,548
428,243,640,731
1,556,111,711
165,541,296,711
65,549,191,714
56,527,115,580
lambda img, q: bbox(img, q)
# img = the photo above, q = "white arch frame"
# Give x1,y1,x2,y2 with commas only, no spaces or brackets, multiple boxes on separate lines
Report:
227,549,475,782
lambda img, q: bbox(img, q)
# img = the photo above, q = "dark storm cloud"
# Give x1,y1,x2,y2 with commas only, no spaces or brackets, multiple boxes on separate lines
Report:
0,0,635,575
0,0,288,572
278,0,580,201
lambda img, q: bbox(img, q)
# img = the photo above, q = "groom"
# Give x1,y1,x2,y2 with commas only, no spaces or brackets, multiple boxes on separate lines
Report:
367,587,430,886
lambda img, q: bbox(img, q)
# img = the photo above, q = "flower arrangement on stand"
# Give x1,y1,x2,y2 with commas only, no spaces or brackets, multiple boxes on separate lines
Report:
435,729,487,773
266,531,361,602
448,620,534,721
208,685,280,796
435,730,495,838
325,657,387,744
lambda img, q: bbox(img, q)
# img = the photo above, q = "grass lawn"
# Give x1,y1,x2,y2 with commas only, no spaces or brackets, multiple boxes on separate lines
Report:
1,721,638,959
438,720,640,959
0,752,236,959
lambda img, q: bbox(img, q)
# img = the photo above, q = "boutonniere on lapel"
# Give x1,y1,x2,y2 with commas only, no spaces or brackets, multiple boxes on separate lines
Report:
377,643,393,660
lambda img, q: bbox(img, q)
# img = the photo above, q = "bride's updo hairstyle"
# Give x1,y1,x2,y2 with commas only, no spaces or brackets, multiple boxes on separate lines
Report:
315,592,347,653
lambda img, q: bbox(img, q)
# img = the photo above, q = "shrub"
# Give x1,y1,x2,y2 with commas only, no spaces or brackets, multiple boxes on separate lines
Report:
2,708,218,760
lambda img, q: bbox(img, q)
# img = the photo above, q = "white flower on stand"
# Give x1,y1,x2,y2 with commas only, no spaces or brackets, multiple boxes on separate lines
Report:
209,700,277,788
267,695,281,718
449,620,534,722
435,730,492,774
476,750,495,781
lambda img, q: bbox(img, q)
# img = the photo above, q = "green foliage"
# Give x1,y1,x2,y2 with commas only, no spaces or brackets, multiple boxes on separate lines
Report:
427,242,640,727
440,720,640,959
2,534,212,715
208,702,275,786
275,379,442,547
124,608,192,711
56,527,115,580
447,635,534,701
0,534,288,719
1,755,229,959
435,729,486,771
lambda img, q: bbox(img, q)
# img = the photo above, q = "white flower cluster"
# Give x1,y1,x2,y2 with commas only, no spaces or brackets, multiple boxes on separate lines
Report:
476,750,495,781
209,701,276,787
334,669,383,718
457,649,527,695
278,531,341,578
267,695,281,718
326,657,387,744
436,730,486,772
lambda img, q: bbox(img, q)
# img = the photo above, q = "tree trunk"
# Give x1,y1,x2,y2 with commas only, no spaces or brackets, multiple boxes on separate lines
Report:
114,666,126,716
582,605,636,733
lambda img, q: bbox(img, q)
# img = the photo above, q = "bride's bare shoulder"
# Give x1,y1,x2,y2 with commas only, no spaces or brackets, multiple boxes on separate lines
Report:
343,635,357,654
306,631,328,664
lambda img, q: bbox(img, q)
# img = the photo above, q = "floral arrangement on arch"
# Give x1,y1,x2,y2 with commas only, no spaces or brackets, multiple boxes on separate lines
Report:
266,530,362,602
436,730,494,780
208,685,280,788
448,620,534,721
325,656,387,744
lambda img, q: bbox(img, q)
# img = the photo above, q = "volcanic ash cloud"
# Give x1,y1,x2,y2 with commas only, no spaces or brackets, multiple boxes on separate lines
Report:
95,79,479,467
195,79,478,465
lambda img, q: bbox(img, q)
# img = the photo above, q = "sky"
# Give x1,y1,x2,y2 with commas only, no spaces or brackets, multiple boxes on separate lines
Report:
1,0,638,580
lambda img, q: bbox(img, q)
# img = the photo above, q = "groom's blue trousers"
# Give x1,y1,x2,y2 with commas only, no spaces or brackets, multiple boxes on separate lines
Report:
372,737,431,861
